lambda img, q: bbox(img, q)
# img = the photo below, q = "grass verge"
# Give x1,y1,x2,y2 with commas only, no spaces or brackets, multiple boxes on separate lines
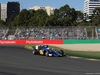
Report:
26,44,100,59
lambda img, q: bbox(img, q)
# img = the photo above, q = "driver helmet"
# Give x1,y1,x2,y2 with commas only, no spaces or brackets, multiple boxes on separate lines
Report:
44,45,48,48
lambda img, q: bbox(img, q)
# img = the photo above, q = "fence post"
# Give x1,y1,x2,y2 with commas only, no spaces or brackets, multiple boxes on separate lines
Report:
62,28,64,40
33,28,34,39
95,27,98,39
48,28,49,40
92,27,94,40
86,27,87,39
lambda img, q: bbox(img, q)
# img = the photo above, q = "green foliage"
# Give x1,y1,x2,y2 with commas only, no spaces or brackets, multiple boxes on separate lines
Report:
0,20,6,26
91,7,100,26
93,7,100,15
55,4,77,26
3,4,100,27
47,9,59,26
92,15,100,26
9,14,17,22
13,9,48,27
14,15,19,26
18,9,30,26
48,4,77,26
29,9,48,26
76,11,84,20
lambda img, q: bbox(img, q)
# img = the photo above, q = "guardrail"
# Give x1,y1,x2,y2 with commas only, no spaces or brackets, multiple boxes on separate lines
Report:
0,40,100,44
63,40,100,44
0,40,63,44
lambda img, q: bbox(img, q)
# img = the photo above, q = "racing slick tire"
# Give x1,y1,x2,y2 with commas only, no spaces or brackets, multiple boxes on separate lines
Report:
33,49,38,55
43,50,46,56
59,50,64,57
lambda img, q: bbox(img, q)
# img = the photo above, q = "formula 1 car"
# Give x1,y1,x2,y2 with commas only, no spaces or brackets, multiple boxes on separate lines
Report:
32,45,66,57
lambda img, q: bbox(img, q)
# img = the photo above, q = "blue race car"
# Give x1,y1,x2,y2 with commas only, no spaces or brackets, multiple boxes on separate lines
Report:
32,45,65,57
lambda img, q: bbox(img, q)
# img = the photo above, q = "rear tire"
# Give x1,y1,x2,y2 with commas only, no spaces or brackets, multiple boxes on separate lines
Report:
59,50,64,57
43,50,46,56
33,49,37,55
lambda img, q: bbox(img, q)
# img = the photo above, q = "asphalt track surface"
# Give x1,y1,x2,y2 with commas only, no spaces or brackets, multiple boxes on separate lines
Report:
0,46,100,75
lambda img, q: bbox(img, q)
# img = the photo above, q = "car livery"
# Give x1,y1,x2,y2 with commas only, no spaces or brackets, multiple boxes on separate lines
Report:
32,45,66,57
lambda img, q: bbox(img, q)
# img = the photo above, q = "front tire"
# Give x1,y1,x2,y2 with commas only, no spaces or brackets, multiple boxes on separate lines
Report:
59,50,64,57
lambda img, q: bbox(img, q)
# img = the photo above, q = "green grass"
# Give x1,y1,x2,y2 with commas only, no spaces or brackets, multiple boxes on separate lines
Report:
26,44,100,58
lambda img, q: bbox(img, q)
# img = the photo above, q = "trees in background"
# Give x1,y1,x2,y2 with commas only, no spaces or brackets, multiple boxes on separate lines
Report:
76,11,84,21
91,7,100,26
48,4,77,26
3,4,100,27
14,9,30,26
13,9,48,27
29,9,48,26
77,7,100,26
58,5,77,26
0,20,6,26
6,4,83,27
